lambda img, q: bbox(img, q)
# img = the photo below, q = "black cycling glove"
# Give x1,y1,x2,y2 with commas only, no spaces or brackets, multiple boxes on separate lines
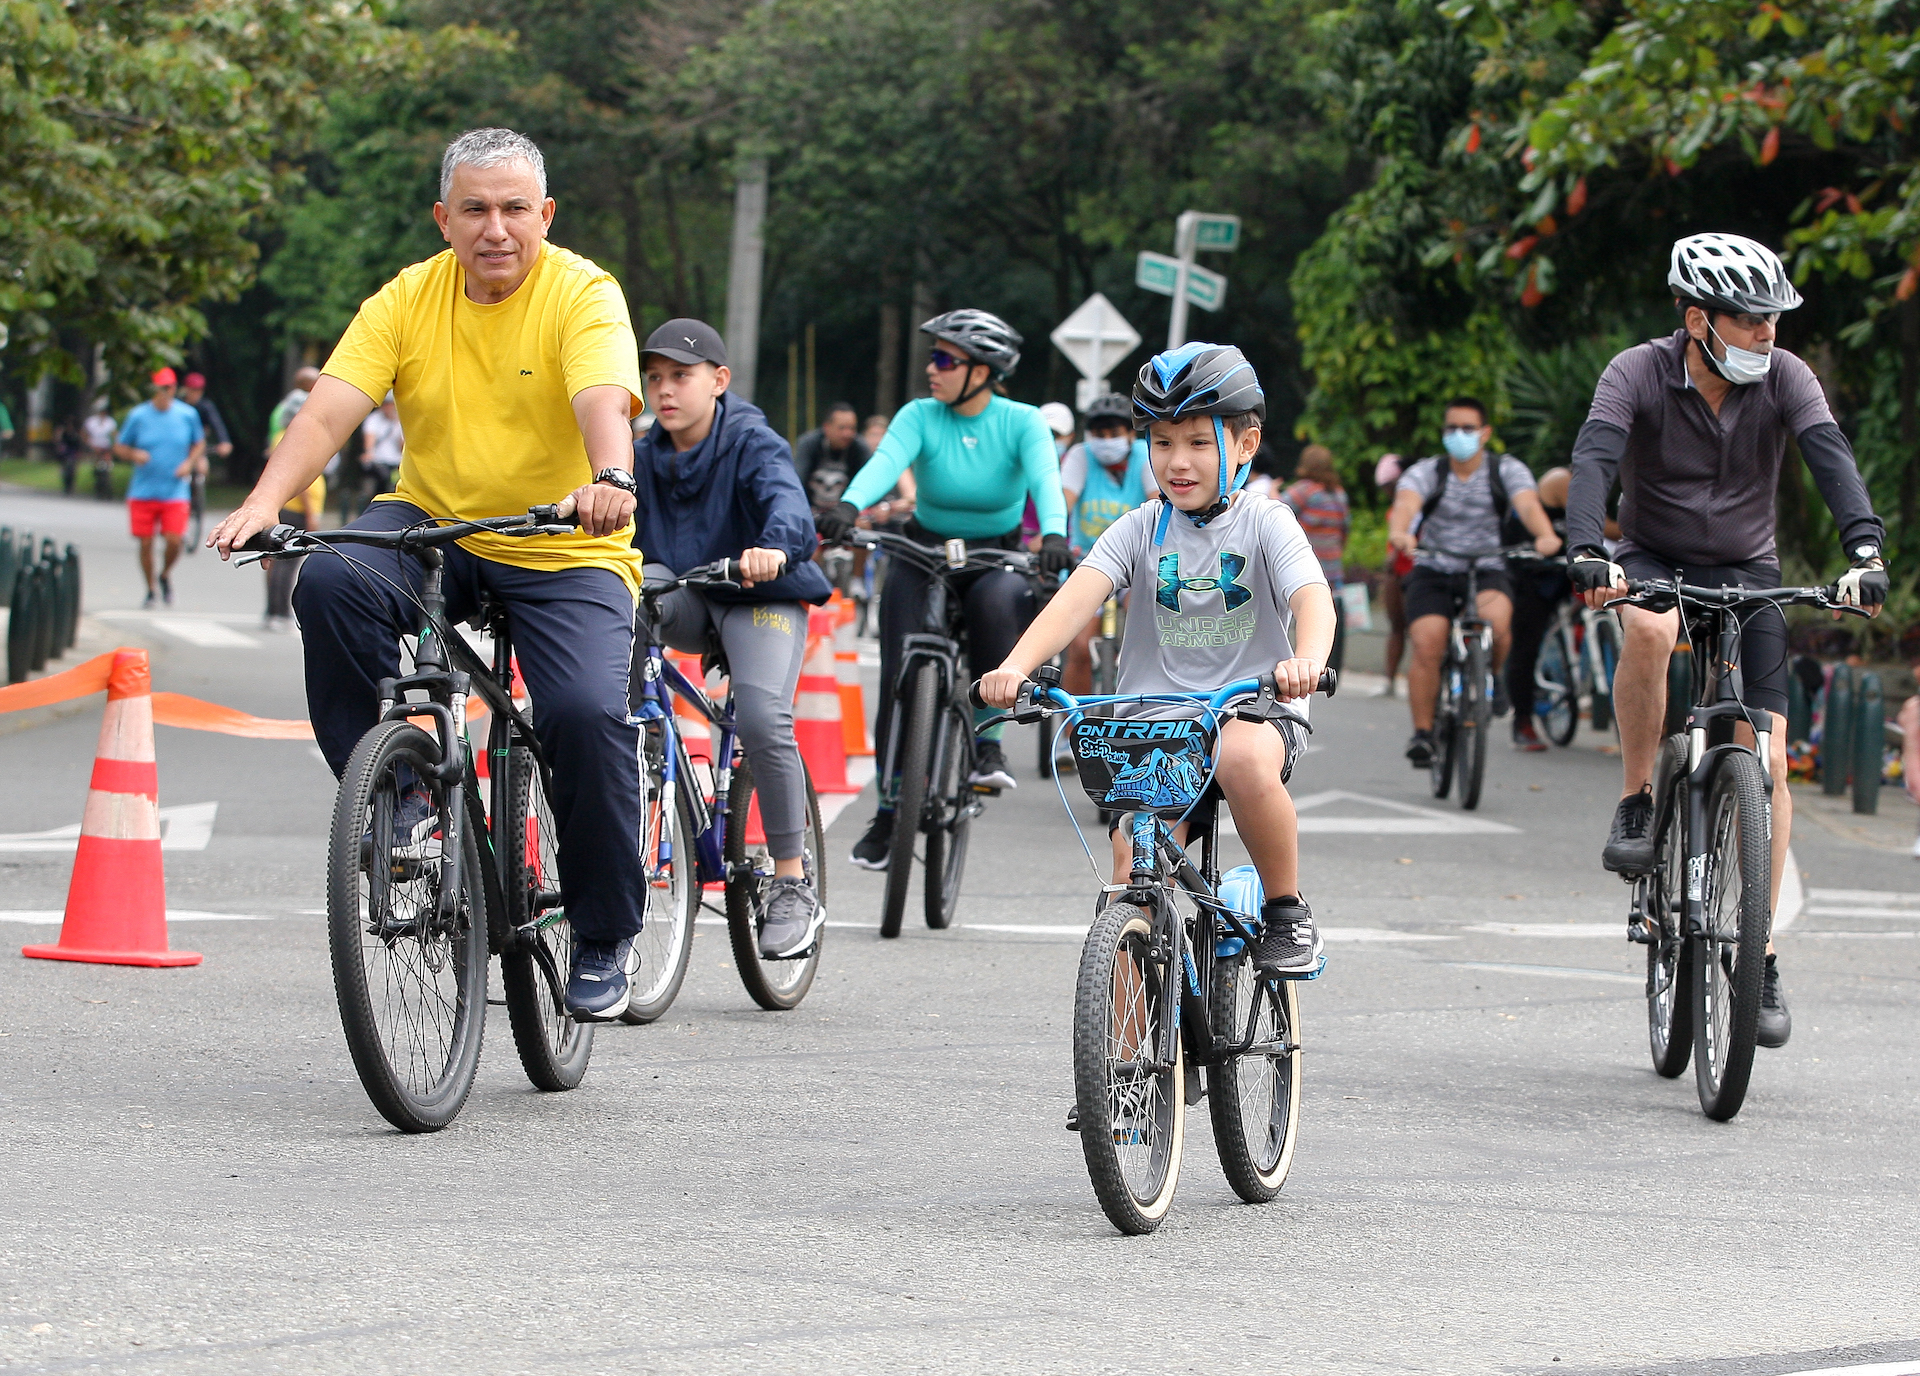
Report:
815,501,859,544
1037,533,1072,577
1836,544,1889,609
1567,546,1625,596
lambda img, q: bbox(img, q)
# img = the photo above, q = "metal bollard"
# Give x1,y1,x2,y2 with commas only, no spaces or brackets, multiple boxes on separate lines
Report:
28,562,53,672
5,558,32,684
1787,665,1812,743
1824,665,1853,795
0,527,14,606
1854,671,1883,814
61,545,81,651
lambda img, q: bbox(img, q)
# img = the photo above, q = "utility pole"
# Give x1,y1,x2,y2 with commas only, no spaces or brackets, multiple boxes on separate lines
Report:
1167,212,1197,351
724,158,768,403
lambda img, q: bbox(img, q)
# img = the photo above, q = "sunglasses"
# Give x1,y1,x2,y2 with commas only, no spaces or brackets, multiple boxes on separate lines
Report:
928,349,976,372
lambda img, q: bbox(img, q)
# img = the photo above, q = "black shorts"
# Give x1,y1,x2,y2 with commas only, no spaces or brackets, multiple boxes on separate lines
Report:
1616,548,1788,718
1402,565,1514,623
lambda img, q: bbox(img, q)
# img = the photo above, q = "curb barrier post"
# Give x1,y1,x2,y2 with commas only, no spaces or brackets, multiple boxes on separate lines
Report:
0,527,14,605
23,649,201,967
29,560,52,673
1786,667,1811,743
1854,671,1882,815
6,562,32,685
1823,666,1853,796
57,545,79,652
795,606,855,792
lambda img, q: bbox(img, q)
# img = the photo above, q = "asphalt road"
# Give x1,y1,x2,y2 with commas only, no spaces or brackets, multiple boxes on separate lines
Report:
3,485,1918,1376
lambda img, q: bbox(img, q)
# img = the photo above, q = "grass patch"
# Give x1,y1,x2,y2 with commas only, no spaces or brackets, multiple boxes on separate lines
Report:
0,458,251,508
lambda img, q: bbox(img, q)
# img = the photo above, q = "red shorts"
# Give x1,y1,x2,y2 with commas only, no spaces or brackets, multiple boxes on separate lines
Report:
129,499,189,539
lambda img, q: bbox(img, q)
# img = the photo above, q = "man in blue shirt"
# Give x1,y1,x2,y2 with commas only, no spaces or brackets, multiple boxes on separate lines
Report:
115,367,205,607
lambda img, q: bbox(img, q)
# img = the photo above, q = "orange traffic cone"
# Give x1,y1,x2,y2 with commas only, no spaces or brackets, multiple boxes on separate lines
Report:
833,608,872,757
796,608,856,793
23,650,200,967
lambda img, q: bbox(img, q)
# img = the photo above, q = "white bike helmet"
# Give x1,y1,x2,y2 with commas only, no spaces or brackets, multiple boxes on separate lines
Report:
1668,233,1803,315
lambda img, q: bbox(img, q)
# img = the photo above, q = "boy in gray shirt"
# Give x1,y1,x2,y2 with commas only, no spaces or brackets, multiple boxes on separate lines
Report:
980,343,1335,973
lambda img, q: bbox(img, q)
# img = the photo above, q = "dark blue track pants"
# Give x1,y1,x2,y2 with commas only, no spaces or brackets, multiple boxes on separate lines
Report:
292,501,645,944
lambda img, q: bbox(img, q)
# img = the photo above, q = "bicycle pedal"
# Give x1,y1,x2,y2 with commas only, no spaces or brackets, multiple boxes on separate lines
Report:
970,783,1002,797
1626,919,1654,946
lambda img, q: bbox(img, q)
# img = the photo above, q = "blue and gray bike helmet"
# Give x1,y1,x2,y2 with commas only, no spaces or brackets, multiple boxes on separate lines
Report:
1132,342,1266,540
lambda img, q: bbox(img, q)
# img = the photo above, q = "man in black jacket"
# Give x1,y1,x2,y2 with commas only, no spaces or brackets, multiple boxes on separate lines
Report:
631,318,832,958
792,402,871,516
1567,233,1889,1049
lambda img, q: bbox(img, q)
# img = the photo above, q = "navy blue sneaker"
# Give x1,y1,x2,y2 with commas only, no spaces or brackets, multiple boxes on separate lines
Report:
566,939,634,1022
361,773,438,868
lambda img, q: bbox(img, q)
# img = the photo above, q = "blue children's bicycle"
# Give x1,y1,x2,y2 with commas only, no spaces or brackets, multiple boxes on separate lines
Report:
627,560,827,1015
975,664,1336,1235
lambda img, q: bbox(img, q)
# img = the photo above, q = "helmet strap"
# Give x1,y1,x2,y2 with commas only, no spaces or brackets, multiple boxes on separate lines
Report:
1692,328,1734,384
1180,415,1240,528
949,360,994,409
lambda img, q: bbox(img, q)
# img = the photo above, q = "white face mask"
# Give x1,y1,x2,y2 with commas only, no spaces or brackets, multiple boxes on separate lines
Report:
1086,436,1132,466
1708,324,1772,385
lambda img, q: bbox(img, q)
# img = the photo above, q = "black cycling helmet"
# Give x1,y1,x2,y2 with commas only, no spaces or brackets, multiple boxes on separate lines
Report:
1132,342,1266,537
920,309,1022,380
1668,233,1803,316
1080,391,1133,425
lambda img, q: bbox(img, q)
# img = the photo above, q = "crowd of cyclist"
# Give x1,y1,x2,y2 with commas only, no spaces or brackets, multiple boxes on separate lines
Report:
204,127,1888,1049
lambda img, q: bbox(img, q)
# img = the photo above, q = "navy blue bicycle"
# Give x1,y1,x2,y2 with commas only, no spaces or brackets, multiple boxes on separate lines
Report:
975,664,1335,1235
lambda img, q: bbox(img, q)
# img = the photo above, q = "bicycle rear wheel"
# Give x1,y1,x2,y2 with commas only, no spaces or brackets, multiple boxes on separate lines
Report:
1458,638,1490,810
1646,746,1693,1078
1429,680,1456,800
881,663,939,938
1208,954,1301,1203
500,744,593,1089
924,699,972,930
623,731,697,1024
725,759,827,1010
1692,753,1771,1120
1537,625,1579,747
1073,902,1185,1235
328,721,486,1133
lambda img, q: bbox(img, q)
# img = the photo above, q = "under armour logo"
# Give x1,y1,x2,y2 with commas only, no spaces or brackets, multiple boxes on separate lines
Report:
1156,551,1250,613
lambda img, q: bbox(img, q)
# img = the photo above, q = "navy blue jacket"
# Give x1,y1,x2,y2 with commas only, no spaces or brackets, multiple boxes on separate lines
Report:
631,397,832,606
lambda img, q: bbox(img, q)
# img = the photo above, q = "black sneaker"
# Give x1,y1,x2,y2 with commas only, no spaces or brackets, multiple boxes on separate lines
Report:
1406,729,1434,767
1490,674,1510,717
142,589,157,610
758,876,824,959
159,573,174,606
968,740,1016,791
1253,895,1323,974
849,811,892,870
1757,954,1792,1048
1512,717,1547,752
1065,1103,1080,1133
1602,787,1656,874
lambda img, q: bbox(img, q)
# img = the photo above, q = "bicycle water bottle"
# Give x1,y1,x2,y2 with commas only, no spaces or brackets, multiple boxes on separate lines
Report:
1216,865,1264,957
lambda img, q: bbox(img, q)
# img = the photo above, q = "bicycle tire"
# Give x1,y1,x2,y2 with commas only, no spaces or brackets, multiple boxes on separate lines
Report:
1692,752,1771,1120
1589,615,1620,734
328,720,487,1133
500,744,592,1090
923,699,972,930
724,759,827,1010
622,732,698,1024
1429,671,1456,800
1207,954,1301,1203
1646,746,1693,1078
1538,626,1579,747
1073,902,1185,1235
1458,638,1490,810
881,662,939,938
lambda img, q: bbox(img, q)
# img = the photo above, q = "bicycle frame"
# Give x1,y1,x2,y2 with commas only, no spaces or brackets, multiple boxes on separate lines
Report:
629,634,741,888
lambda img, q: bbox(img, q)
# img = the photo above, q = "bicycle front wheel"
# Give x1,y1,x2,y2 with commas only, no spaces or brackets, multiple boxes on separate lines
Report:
1208,954,1302,1203
881,662,939,938
1646,744,1693,1078
1458,638,1490,810
923,699,972,930
724,759,827,1010
623,732,697,1024
1073,902,1185,1235
1429,683,1456,800
1589,614,1620,734
1692,752,1771,1120
1538,625,1579,747
328,721,487,1133
500,744,593,1089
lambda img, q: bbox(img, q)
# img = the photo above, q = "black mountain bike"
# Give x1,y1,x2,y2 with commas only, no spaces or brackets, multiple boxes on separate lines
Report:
1615,577,1864,1121
240,507,590,1133
1422,545,1526,811
845,528,1036,937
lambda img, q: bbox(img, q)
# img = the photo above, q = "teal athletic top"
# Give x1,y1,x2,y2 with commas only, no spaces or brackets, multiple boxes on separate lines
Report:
844,395,1066,539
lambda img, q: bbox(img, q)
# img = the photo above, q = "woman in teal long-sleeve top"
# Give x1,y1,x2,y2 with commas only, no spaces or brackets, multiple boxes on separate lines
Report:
816,309,1070,874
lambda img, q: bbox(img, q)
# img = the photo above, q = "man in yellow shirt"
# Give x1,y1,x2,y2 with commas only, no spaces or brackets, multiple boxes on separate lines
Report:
210,128,650,1021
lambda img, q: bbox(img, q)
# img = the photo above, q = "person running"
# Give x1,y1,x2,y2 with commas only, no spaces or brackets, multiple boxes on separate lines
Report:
1058,390,1154,694
1282,444,1351,674
816,309,1070,870
629,317,832,958
979,342,1337,971
180,372,232,548
1388,398,1562,765
1505,465,1571,752
211,127,650,1022
1568,232,1888,1050
115,367,205,608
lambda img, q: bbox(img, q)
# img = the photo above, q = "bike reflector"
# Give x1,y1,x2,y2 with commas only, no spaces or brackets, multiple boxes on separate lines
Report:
1070,714,1215,815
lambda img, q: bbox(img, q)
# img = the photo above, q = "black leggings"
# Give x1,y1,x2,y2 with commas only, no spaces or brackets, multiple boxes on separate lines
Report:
875,527,1034,802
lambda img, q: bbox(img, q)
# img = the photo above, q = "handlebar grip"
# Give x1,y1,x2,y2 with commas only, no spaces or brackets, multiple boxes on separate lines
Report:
1319,667,1338,698
528,504,580,528
968,679,988,710
721,558,743,584
238,524,296,553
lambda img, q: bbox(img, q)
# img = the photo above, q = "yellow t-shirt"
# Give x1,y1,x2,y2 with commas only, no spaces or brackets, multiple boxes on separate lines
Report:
322,241,644,590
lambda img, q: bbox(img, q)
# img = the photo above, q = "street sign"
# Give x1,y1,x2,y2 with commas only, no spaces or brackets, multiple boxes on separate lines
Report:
1135,252,1226,312
1192,213,1241,253
1049,293,1142,382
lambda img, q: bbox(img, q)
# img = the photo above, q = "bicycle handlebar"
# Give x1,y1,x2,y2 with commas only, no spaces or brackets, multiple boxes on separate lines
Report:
235,506,578,562
639,558,745,599
968,668,1338,719
838,526,1036,576
1615,577,1868,617
1420,543,1544,562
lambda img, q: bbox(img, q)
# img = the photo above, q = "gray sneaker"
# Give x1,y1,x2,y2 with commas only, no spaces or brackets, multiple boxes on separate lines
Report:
758,876,823,959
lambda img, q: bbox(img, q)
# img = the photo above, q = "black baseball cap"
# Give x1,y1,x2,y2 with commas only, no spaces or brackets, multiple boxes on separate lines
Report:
642,318,727,367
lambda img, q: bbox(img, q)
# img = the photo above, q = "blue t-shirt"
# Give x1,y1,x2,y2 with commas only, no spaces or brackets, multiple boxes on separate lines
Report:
1064,438,1154,550
119,401,204,502
843,395,1066,539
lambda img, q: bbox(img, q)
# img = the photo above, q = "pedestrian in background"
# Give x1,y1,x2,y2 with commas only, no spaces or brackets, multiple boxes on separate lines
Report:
53,419,81,496
857,410,915,525
1376,453,1411,696
262,366,327,632
359,392,404,512
1283,444,1351,674
793,401,871,516
114,367,205,608
180,372,232,550
82,400,117,501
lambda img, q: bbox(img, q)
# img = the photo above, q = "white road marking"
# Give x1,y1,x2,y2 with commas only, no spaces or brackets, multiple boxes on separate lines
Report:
1775,845,1803,929
1805,906,1920,919
1807,887,1920,905
816,758,876,832
0,910,268,924
1465,923,1621,938
0,801,217,852
1779,930,1920,939
135,616,260,648
1219,790,1519,836
1774,1363,1920,1376
1445,960,1639,986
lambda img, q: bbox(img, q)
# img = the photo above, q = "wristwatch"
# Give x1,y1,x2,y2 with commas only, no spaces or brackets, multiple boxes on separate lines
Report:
594,467,637,495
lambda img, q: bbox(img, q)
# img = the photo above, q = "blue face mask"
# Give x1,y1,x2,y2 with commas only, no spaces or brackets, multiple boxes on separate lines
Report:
1086,436,1132,466
1442,428,1482,462
1054,437,1070,458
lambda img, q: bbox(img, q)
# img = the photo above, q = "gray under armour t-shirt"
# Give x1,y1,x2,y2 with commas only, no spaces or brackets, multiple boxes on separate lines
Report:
1081,495,1328,718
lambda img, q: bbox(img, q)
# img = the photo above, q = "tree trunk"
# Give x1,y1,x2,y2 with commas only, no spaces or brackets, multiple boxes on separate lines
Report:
875,266,902,417
1900,294,1919,537
909,249,936,399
